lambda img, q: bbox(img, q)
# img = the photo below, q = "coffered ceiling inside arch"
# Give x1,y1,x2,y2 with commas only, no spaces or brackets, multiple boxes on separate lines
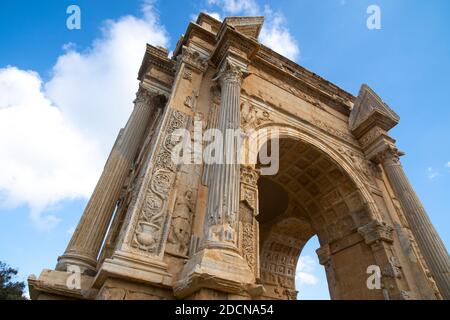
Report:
257,138,371,246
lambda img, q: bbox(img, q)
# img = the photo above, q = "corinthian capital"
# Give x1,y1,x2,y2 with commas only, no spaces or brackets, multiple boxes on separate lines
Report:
216,58,247,86
134,86,168,109
134,87,152,105
373,145,405,166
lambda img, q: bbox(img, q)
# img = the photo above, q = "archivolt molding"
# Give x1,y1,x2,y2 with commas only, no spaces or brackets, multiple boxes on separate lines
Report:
238,98,379,191
244,123,383,222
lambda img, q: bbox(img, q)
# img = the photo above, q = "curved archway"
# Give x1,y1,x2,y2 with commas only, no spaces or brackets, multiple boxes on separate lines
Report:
243,124,382,222
253,133,385,300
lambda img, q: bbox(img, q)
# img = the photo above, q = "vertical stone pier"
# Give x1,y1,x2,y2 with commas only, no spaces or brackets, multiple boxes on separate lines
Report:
56,87,165,275
174,58,256,299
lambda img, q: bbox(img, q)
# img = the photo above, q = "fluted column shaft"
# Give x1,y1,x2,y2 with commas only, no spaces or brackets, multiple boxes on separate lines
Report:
57,87,161,274
383,149,450,299
203,62,243,251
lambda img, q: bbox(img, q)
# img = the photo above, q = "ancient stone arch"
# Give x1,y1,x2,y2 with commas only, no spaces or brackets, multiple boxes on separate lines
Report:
29,13,449,300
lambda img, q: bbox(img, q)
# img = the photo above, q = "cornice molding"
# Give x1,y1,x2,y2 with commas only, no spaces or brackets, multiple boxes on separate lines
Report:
349,84,400,138
138,44,175,82
173,22,217,58
145,13,360,116
210,25,259,68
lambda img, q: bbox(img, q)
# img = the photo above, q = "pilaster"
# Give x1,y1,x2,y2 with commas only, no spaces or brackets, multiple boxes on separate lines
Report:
56,86,166,275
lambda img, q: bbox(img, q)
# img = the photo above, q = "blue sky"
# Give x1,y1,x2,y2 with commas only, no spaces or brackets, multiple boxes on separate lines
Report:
0,0,449,300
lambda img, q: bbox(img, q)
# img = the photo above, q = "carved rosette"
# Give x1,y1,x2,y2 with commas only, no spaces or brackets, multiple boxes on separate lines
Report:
131,110,188,255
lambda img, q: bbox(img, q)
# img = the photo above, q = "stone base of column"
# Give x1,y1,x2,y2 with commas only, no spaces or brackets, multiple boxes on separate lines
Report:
174,247,260,299
27,269,97,300
92,250,173,291
56,252,98,276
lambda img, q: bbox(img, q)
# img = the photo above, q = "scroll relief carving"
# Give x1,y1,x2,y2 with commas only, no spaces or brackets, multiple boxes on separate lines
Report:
239,166,260,275
240,101,272,132
132,110,188,254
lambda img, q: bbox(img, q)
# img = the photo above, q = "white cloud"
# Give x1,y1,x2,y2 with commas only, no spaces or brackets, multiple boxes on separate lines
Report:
205,11,222,21
446,162,450,168
295,255,319,287
259,6,300,61
0,67,101,230
427,167,440,180
207,0,259,15
46,3,169,155
205,0,300,61
0,3,169,230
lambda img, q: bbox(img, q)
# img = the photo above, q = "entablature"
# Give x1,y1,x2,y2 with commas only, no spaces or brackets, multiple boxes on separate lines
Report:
138,44,175,89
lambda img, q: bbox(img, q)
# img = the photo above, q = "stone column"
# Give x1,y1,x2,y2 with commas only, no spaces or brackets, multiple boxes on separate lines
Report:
56,86,165,275
202,60,243,251
175,59,257,298
381,147,450,299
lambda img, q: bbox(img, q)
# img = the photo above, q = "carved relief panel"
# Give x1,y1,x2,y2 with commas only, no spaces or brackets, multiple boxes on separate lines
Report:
238,166,260,278
122,109,189,257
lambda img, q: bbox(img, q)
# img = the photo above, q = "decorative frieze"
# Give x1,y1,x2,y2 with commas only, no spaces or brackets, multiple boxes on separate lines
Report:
177,45,208,73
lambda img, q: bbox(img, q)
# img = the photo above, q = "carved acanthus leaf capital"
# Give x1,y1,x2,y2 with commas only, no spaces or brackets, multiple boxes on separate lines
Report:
134,86,168,109
216,58,247,86
373,145,405,166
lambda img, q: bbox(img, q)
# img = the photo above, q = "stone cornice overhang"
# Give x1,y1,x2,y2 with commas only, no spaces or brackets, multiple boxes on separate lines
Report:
138,44,175,82
170,15,355,116
209,25,260,68
253,45,355,116
173,22,217,58
196,12,222,32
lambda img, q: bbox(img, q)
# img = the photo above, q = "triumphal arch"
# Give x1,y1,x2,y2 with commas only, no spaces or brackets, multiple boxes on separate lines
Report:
29,13,450,300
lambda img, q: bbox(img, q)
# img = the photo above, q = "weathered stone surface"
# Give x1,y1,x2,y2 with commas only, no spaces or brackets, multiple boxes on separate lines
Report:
29,12,448,301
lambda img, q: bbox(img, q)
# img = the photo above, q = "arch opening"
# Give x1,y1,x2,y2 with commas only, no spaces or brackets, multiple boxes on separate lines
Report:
256,137,379,300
